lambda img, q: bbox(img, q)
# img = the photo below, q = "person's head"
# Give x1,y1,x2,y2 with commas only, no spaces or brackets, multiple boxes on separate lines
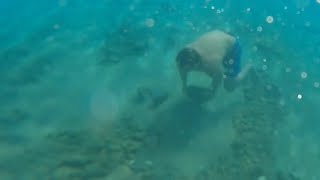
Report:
176,47,201,70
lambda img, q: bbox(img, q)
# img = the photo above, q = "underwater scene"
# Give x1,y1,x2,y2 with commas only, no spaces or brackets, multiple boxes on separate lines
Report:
1,0,320,179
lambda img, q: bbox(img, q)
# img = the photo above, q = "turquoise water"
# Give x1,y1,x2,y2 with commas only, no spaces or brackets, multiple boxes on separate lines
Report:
1,0,320,179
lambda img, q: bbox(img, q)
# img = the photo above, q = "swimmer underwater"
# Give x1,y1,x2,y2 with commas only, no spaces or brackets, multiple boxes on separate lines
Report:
176,30,255,98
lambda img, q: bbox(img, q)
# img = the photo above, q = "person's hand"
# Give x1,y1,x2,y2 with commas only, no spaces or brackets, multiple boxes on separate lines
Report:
236,64,253,81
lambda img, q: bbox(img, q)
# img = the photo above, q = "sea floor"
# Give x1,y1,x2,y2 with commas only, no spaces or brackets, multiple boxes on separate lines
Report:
1,2,320,179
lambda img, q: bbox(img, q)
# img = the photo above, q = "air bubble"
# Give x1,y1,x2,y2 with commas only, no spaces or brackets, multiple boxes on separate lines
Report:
58,0,67,7
314,82,320,88
262,65,267,70
305,21,311,27
145,18,155,28
297,94,303,99
258,176,267,180
285,67,291,72
300,72,307,79
257,26,263,32
129,5,135,11
252,46,258,51
266,16,274,24
228,59,234,65
53,24,60,30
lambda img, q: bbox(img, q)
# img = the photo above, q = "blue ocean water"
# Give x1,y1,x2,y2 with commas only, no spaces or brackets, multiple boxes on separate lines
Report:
1,0,320,179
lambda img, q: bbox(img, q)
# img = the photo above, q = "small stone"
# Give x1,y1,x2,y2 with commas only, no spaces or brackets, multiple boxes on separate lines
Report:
145,18,155,28
105,165,133,180
258,175,267,180
128,160,135,165
145,160,153,166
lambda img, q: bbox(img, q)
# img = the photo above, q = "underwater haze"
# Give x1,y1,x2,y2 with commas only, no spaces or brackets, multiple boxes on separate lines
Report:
1,0,320,179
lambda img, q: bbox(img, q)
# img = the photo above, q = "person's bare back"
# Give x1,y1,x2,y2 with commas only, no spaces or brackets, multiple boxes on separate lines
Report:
176,30,254,100
188,30,236,73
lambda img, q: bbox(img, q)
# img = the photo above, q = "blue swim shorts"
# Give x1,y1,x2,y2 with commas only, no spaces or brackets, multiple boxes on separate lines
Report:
223,38,242,78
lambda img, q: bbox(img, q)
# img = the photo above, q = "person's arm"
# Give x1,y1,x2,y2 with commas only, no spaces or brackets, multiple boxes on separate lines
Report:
235,64,253,82
223,64,255,92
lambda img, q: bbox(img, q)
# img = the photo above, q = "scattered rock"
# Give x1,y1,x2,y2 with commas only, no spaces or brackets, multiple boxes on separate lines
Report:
132,86,169,109
105,165,136,180
98,25,151,66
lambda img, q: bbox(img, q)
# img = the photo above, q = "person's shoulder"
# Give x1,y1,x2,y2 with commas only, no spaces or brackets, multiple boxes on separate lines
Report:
204,30,231,37
201,30,234,42
200,30,235,45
